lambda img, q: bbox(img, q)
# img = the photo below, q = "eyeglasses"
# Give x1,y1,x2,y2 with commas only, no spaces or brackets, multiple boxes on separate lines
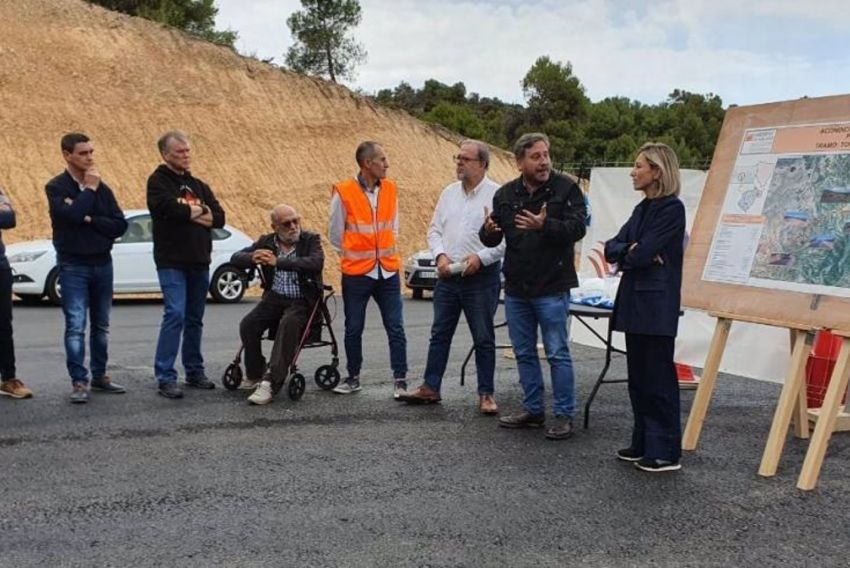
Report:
277,218,300,228
453,155,480,164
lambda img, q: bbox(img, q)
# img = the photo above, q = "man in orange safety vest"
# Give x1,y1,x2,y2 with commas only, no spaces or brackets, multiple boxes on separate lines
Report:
328,141,408,398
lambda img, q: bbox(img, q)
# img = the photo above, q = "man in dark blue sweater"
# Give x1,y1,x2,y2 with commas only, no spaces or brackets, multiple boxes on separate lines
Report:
46,133,128,403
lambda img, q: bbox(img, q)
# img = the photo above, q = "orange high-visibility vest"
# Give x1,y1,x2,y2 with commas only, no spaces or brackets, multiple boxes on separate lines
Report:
333,177,400,275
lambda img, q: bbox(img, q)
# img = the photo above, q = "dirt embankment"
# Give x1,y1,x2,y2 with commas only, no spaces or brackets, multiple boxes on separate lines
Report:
0,0,518,284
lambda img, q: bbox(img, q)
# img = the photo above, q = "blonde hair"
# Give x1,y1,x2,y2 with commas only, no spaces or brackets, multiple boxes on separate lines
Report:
637,142,681,198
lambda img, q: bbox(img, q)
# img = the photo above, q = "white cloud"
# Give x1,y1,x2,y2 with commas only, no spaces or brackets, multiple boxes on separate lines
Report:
216,0,850,106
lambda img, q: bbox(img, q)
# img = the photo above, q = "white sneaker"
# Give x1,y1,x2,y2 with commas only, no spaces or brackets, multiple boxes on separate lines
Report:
238,378,260,390
333,378,361,394
393,380,408,400
247,381,273,405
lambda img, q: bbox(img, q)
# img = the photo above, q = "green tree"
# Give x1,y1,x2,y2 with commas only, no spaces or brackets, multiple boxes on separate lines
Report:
521,56,589,125
284,0,366,83
86,0,237,47
423,102,486,140
520,56,590,163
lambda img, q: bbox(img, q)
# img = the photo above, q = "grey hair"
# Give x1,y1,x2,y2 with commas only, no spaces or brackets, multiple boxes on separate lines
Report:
157,130,190,155
460,139,490,170
355,141,381,167
270,204,297,222
513,132,550,160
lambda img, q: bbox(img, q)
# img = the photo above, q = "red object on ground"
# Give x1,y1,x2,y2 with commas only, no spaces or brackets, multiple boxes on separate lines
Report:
806,330,844,409
675,362,697,383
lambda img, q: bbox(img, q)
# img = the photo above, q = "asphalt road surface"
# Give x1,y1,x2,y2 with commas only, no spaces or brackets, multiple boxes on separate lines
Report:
1,296,848,567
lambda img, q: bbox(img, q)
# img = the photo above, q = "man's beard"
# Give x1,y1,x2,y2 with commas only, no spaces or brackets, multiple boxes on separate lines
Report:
279,230,301,246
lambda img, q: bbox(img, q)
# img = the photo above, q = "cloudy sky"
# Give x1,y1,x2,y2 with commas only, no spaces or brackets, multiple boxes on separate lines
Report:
216,0,850,107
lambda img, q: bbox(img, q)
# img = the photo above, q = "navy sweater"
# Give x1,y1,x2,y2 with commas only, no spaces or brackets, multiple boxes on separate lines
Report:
45,171,128,265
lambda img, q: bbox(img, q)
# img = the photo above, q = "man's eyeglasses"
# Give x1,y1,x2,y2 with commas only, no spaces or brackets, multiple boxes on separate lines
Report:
277,218,300,228
453,155,480,164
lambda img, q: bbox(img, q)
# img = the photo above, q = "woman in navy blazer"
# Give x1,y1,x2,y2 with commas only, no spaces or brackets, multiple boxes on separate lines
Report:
604,143,686,473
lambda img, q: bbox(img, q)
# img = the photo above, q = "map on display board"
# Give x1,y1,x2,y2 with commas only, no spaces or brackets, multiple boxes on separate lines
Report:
682,95,850,333
703,123,850,298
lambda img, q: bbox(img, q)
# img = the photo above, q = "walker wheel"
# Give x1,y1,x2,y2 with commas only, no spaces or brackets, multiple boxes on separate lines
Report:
222,364,243,391
314,365,341,390
288,373,306,401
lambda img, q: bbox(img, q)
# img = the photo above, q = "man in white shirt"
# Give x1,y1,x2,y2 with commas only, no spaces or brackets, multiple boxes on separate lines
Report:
399,140,505,414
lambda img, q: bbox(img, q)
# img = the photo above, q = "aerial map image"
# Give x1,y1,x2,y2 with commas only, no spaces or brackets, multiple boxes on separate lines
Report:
750,153,850,288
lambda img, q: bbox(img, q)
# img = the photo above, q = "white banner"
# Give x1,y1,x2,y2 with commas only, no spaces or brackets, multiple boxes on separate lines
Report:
572,167,790,383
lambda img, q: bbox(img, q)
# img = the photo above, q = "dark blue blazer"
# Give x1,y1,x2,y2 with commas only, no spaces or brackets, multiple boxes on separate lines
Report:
604,195,685,337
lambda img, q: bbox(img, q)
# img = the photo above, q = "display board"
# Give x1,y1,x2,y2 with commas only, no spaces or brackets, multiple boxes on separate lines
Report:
575,167,791,383
683,95,850,333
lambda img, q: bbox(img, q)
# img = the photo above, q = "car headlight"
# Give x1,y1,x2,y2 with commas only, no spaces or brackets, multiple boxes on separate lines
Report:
8,251,47,263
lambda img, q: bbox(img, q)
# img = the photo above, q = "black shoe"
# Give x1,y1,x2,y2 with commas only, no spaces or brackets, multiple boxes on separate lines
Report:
498,411,545,429
185,375,215,389
634,457,681,472
616,447,643,462
158,382,184,399
545,416,574,440
90,375,126,394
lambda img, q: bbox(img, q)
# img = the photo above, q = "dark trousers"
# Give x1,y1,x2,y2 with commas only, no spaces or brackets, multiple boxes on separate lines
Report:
625,333,681,462
342,273,407,379
0,268,15,379
239,293,309,393
423,262,500,394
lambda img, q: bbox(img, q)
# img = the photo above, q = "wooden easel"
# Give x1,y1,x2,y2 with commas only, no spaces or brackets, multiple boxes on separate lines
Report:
678,96,850,489
682,314,811,450
797,332,850,490
682,314,850,489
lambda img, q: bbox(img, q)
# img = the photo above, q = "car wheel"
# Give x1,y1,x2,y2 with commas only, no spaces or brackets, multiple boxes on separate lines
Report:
45,268,62,306
412,288,424,300
16,294,44,305
209,265,245,303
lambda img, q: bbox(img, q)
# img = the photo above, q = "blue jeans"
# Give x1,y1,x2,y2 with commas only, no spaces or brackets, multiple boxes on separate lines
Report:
504,293,576,417
342,273,407,379
154,268,209,384
59,262,113,384
423,262,501,394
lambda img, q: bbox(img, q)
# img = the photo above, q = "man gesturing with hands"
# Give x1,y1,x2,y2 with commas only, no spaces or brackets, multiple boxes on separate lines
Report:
480,133,586,440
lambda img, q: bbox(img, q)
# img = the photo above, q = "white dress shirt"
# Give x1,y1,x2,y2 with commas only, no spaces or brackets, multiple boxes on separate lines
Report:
427,176,505,267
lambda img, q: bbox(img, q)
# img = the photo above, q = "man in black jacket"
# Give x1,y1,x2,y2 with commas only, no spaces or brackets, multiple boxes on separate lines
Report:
46,133,128,403
230,205,324,405
480,132,587,439
147,131,225,399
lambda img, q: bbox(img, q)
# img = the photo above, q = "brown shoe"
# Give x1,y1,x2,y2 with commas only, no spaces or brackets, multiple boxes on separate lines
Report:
545,416,574,440
479,394,498,415
399,384,441,404
0,379,33,399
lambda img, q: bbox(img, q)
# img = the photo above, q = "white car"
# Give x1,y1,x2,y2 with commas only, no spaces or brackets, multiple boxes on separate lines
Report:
8,209,257,305
403,249,438,299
